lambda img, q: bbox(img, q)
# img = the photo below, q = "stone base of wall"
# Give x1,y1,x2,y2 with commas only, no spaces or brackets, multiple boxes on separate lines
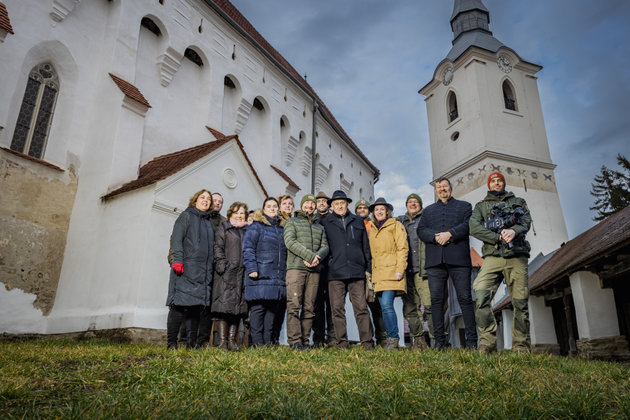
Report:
1,327,167,345
576,335,630,361
531,343,561,355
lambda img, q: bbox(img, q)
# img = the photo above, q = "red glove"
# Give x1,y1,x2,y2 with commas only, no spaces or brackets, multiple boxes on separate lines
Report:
172,262,184,275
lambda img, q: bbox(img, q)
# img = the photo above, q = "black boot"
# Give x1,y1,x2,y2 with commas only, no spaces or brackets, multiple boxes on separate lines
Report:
167,306,185,350
228,322,240,352
216,320,229,350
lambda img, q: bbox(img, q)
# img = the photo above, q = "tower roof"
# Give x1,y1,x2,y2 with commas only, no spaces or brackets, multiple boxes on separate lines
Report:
448,0,503,61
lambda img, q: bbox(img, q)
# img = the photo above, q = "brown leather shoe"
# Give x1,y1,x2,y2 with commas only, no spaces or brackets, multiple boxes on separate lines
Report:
478,343,496,354
412,335,428,350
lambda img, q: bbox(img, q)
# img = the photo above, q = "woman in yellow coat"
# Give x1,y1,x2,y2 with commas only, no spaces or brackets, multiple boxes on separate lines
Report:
368,197,409,350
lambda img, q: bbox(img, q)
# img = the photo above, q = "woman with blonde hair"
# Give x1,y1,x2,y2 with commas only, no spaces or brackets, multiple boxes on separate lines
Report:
368,197,409,350
166,189,215,349
211,201,249,351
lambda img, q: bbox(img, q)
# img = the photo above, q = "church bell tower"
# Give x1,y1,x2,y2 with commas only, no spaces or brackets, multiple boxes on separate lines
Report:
419,0,568,258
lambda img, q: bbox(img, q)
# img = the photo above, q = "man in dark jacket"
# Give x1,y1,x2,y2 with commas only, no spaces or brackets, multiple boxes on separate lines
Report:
283,194,329,350
320,190,374,349
470,171,532,353
399,193,432,349
312,191,335,346
417,177,477,349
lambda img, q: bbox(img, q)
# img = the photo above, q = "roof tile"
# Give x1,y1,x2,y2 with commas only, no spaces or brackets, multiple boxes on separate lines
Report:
102,135,267,200
0,2,14,35
109,73,151,108
270,165,300,191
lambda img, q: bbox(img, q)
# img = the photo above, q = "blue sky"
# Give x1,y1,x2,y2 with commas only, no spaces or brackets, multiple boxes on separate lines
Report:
230,0,630,239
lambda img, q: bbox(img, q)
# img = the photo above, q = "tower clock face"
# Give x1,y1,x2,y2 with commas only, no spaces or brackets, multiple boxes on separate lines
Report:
442,66,454,85
497,55,512,73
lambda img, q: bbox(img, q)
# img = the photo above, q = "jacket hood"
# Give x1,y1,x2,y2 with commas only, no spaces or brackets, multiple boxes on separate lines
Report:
403,209,423,221
252,209,286,227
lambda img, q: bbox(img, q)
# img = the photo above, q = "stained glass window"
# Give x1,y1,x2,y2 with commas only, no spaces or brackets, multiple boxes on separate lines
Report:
10,63,59,159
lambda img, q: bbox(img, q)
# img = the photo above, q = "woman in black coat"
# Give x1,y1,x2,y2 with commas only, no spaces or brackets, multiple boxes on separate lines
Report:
166,189,214,349
211,201,249,351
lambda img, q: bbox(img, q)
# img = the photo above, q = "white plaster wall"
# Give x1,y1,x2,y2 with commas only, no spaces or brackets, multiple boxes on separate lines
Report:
0,287,46,333
1,0,376,335
501,308,513,349
528,294,558,346
570,270,620,340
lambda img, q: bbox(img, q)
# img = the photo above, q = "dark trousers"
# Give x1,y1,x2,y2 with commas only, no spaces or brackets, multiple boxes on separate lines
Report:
328,278,373,347
367,299,387,346
285,270,320,346
167,305,202,349
272,298,286,344
196,306,213,346
249,299,280,346
313,271,335,344
427,265,478,348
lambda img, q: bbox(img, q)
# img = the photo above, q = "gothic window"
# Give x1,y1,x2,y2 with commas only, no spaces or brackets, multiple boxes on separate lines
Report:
447,91,459,123
10,63,59,159
502,80,517,111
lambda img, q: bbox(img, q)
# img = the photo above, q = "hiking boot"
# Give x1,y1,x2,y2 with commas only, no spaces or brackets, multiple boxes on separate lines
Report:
512,345,530,354
478,343,497,354
383,337,399,351
290,343,307,351
412,335,428,350
361,342,374,350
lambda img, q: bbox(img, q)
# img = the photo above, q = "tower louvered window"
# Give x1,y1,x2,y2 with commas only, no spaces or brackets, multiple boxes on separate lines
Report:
503,80,517,111
10,63,59,159
447,91,459,122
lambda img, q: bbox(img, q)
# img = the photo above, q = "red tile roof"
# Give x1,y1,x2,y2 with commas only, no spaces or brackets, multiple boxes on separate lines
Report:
270,165,300,191
209,0,378,176
0,2,14,35
108,73,151,108
1,147,64,171
529,205,630,293
206,125,226,139
102,135,267,201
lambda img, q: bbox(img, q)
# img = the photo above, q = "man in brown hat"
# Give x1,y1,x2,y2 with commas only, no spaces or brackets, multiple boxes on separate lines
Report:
320,190,374,349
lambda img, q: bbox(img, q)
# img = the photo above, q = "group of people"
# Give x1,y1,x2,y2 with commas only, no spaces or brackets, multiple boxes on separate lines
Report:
166,170,532,354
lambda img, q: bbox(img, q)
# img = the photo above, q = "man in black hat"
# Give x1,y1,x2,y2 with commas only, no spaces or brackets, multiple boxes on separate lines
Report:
312,191,335,346
320,190,374,349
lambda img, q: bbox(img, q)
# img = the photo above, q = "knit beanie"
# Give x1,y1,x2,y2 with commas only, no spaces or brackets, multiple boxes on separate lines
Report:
487,172,506,189
355,199,370,211
406,193,423,207
300,194,316,208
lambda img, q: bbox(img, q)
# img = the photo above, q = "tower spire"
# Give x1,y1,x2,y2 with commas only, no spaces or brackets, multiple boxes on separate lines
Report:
450,0,491,43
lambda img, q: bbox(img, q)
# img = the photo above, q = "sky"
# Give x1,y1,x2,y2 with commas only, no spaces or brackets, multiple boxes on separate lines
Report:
229,0,630,239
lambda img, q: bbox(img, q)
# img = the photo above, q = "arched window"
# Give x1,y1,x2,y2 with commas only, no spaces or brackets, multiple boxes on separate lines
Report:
447,91,459,123
184,47,203,67
502,80,517,111
141,17,161,36
10,63,59,159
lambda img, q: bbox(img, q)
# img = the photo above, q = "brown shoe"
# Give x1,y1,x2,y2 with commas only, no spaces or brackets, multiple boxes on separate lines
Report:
412,335,428,350
478,343,496,354
383,337,399,351
512,345,530,354
216,320,228,350
227,322,240,351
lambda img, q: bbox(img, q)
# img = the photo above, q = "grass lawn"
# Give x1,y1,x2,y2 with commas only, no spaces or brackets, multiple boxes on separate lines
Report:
1,338,629,419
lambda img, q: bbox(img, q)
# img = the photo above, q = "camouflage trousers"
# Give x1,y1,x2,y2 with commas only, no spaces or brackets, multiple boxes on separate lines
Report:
473,256,530,350
402,272,433,339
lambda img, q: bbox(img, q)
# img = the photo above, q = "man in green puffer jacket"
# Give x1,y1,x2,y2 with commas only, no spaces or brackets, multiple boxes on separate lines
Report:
470,171,532,353
283,194,329,350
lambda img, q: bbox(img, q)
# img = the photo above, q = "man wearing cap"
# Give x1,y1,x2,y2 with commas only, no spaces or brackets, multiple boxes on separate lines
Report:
283,194,329,350
470,171,532,353
417,177,478,349
356,199,387,347
320,190,374,349
312,191,335,346
399,193,432,349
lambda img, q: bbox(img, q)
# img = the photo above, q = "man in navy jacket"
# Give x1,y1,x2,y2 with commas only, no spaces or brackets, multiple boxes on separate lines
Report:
417,177,477,349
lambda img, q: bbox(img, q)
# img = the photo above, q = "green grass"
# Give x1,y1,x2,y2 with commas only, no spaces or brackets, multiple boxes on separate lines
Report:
1,339,629,419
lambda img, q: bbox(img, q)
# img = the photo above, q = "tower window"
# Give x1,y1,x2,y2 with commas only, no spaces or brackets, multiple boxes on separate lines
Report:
447,91,459,122
10,63,59,159
141,17,161,36
184,48,203,67
502,80,517,111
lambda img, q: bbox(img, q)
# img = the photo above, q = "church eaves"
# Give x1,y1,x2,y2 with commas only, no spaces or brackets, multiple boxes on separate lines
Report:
101,134,267,201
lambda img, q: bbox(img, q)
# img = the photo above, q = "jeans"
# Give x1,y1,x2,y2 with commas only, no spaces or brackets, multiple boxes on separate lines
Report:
427,265,477,348
377,290,398,339
249,299,280,346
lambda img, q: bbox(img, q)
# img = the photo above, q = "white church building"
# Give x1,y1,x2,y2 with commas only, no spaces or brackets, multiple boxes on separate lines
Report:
0,0,378,337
